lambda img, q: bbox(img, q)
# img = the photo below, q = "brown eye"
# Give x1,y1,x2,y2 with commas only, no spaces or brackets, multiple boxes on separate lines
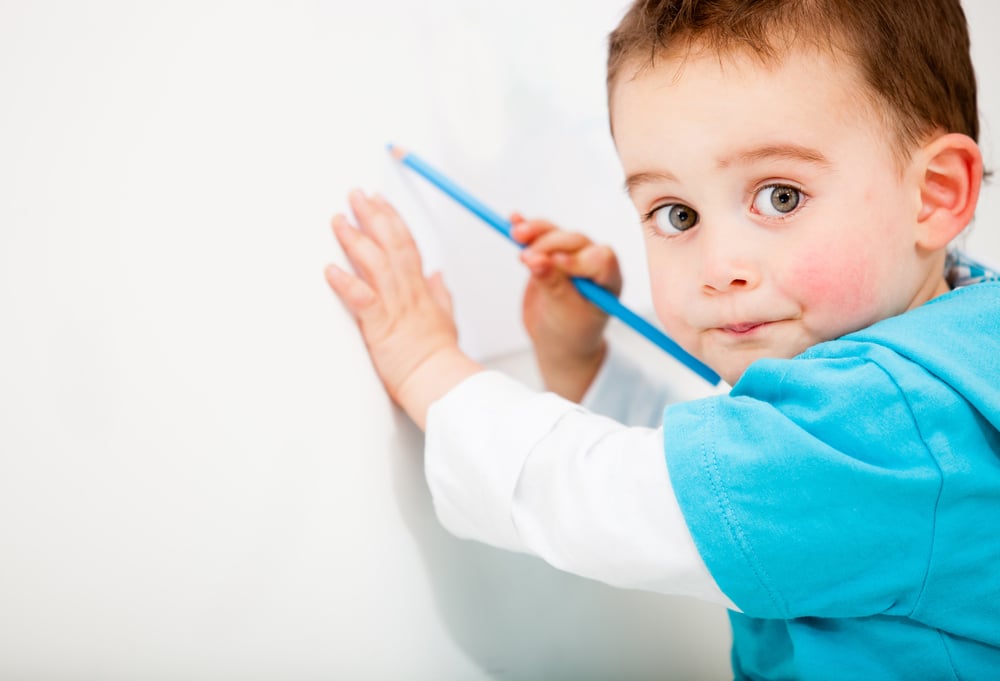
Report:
654,203,699,233
754,185,801,216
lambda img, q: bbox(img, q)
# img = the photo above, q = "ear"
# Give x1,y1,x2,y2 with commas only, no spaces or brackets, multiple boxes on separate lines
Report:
914,133,983,250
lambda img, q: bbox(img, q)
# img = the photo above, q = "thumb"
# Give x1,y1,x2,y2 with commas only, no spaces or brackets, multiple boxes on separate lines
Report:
426,271,454,315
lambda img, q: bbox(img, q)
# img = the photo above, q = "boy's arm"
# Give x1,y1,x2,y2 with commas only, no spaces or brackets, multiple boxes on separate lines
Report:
325,190,482,429
512,216,622,402
326,192,733,607
426,367,736,608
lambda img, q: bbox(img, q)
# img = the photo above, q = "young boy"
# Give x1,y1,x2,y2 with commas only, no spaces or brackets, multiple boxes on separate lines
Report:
326,0,1000,677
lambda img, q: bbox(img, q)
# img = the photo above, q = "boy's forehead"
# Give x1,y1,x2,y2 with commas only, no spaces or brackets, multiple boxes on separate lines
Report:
612,44,862,113
611,31,857,95
609,46,887,164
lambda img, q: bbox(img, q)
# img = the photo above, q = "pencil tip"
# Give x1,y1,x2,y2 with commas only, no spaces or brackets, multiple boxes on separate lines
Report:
387,144,407,161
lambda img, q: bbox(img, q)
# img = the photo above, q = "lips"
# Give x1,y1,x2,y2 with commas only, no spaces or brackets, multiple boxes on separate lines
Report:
722,321,768,334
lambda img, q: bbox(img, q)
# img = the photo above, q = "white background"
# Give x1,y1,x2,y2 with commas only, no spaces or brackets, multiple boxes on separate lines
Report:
1,1,997,679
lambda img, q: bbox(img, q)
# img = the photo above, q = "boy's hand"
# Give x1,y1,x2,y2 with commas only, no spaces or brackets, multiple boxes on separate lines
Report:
325,190,481,429
511,215,622,402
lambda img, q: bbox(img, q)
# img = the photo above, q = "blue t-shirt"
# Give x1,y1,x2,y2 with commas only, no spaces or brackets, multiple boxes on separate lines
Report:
664,282,1000,680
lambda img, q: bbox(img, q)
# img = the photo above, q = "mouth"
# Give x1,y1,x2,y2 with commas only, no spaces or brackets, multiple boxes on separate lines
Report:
718,321,772,336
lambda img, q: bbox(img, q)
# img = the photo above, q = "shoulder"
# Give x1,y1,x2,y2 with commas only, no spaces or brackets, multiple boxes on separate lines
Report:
666,351,921,479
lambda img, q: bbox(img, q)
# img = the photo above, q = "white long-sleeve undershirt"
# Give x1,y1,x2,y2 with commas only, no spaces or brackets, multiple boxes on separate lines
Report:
424,346,737,609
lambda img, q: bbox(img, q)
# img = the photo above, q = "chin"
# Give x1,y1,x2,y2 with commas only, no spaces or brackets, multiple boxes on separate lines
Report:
701,356,747,387
719,367,747,387
711,353,778,387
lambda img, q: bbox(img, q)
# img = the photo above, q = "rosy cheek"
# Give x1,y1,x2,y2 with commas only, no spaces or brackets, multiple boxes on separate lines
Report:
783,245,879,321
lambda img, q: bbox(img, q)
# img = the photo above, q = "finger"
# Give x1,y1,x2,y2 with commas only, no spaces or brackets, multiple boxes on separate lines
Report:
331,214,400,305
324,263,390,332
523,241,621,295
520,249,557,279
348,190,423,278
565,244,623,294
425,271,454,316
366,191,426,279
363,191,418,247
520,250,578,295
510,217,559,245
524,229,593,258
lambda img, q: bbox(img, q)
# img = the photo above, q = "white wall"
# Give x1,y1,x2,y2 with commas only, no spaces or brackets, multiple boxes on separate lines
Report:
0,1,996,680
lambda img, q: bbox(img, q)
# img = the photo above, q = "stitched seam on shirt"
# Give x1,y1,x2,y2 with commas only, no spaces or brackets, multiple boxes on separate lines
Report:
867,359,944,618
702,398,790,616
937,630,964,681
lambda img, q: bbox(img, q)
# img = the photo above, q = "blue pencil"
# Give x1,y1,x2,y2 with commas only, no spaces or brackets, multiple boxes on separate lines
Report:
388,144,721,386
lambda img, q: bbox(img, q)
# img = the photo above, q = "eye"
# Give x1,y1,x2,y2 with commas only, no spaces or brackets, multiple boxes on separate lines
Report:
753,184,802,217
651,203,699,234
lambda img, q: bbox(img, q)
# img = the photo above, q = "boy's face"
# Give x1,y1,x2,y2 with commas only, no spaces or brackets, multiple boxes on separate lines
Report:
611,47,949,385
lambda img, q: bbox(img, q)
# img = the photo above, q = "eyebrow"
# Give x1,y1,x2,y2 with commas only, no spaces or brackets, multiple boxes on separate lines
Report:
623,143,831,195
623,170,679,195
718,143,832,170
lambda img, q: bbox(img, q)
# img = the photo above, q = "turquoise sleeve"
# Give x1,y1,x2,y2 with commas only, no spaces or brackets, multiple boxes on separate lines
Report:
663,352,940,619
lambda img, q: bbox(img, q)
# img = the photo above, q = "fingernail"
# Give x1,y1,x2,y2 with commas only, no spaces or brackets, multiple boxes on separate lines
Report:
333,220,356,241
326,263,347,284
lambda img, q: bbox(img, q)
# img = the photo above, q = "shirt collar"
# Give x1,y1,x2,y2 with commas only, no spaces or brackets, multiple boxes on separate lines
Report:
945,250,1000,289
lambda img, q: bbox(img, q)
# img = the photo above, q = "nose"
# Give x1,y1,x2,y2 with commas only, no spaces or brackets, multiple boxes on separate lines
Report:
697,222,760,294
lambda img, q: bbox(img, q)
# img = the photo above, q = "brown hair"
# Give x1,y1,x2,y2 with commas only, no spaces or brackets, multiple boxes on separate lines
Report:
607,0,979,155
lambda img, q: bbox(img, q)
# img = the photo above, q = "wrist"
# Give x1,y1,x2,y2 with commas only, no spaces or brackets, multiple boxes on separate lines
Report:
535,340,607,403
394,346,483,430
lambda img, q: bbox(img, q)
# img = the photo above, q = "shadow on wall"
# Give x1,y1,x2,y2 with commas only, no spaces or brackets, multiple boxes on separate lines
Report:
387,409,733,681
